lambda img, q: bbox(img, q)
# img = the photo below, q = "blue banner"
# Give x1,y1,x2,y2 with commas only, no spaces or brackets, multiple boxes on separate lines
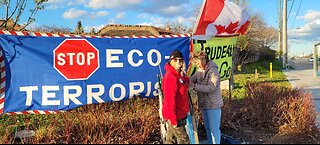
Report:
0,35,191,113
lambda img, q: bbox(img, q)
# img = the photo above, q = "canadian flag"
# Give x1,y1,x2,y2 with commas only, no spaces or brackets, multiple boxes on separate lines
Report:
193,0,250,40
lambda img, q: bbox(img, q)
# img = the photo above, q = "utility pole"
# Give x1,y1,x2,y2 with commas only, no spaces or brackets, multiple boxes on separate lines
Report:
283,0,288,69
278,0,283,67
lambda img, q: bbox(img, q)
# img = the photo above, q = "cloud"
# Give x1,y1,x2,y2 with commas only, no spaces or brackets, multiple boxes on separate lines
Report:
47,0,66,4
63,8,108,19
84,24,105,32
45,0,67,9
86,0,143,10
85,0,196,18
116,12,126,19
289,10,320,41
297,10,320,22
142,0,194,17
67,0,87,6
136,17,164,27
46,0,87,9
289,19,320,41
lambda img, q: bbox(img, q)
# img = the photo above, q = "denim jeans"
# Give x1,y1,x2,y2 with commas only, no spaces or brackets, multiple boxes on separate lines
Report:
202,108,221,144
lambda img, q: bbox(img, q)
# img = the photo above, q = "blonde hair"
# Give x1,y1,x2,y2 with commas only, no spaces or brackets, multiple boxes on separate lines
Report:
191,51,207,63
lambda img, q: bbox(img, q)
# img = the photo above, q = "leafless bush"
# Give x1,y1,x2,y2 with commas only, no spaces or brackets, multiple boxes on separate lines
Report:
0,97,160,144
242,82,317,134
274,91,316,133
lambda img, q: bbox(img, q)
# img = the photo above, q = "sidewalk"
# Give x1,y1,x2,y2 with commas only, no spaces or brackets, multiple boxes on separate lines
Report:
283,59,320,127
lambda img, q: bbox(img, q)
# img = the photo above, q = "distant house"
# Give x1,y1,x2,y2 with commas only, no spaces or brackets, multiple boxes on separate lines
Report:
98,24,176,36
0,19,23,31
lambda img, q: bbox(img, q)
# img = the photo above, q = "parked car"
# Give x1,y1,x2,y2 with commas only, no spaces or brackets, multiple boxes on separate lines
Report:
308,58,320,62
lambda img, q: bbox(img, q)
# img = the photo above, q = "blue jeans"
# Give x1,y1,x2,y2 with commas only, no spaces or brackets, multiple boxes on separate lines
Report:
202,108,221,144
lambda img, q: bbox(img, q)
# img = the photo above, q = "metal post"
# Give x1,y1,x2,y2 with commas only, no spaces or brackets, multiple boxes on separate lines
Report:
270,62,273,79
229,67,234,108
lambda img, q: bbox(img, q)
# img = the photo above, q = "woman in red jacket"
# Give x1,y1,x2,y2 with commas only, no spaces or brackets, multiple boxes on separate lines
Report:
162,50,190,144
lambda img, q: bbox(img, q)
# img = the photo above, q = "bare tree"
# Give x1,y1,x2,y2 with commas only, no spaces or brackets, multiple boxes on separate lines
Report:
234,12,278,66
162,20,193,34
30,25,71,34
0,0,48,31
230,0,249,8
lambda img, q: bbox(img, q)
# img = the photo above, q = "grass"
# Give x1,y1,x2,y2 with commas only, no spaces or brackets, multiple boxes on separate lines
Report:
232,59,291,100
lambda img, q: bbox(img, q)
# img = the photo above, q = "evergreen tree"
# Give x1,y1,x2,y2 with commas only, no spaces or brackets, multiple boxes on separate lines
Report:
75,21,84,34
90,28,96,35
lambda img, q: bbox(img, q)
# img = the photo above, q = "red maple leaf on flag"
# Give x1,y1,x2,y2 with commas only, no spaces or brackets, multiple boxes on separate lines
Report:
214,25,226,34
237,20,250,35
225,21,240,34
215,21,241,35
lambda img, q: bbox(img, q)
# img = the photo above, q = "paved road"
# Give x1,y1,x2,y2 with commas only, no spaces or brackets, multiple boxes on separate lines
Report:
283,58,320,127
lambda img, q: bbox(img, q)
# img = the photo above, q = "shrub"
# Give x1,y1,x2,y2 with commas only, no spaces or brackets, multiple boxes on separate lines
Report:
274,91,316,133
243,82,282,128
0,97,161,144
243,82,317,133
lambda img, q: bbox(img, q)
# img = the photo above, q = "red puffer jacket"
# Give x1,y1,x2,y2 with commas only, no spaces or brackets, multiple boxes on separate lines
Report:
162,63,190,126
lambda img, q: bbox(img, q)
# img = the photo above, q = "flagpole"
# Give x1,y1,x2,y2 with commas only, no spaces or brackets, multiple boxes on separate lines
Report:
192,0,207,35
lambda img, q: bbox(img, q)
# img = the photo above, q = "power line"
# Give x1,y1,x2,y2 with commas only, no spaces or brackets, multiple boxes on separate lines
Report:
290,0,302,30
288,0,295,19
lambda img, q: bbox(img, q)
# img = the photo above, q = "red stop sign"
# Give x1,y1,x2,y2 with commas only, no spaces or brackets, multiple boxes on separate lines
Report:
54,39,99,80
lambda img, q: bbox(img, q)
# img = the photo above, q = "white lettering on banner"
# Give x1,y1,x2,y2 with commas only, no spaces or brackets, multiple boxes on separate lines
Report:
153,82,160,97
57,52,96,66
19,82,159,106
129,82,144,99
148,49,161,66
146,82,152,97
20,86,38,106
128,49,143,67
106,49,162,68
87,84,105,104
42,86,60,106
109,84,126,101
64,86,82,105
106,49,124,68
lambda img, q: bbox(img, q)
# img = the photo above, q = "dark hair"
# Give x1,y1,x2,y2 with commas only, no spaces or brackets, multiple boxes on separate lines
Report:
191,51,207,63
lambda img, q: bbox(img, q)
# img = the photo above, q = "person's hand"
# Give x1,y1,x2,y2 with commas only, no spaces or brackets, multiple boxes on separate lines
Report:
189,83,195,90
198,67,205,71
180,70,186,76
180,62,187,76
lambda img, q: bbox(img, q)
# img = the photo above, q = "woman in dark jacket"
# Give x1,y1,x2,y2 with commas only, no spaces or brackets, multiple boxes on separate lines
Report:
162,50,190,144
190,51,223,144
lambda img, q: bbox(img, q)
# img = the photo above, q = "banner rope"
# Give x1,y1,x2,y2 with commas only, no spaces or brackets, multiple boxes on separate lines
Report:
0,30,191,38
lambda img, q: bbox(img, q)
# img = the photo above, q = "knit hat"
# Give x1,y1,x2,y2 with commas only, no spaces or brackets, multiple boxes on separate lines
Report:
169,50,184,60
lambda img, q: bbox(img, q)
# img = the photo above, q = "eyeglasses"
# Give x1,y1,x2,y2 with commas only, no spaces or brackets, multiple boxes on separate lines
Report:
172,58,184,63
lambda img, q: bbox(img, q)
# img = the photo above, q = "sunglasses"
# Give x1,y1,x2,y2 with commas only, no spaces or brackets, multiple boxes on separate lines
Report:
172,58,184,63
